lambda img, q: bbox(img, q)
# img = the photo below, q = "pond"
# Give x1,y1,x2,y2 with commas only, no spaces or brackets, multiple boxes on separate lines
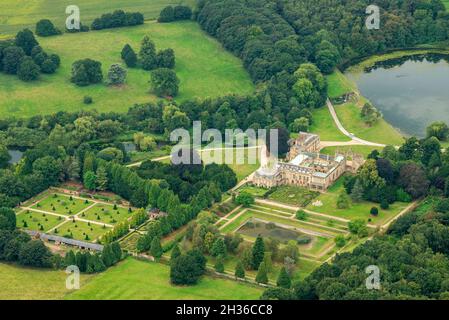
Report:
345,53,449,137
8,149,23,164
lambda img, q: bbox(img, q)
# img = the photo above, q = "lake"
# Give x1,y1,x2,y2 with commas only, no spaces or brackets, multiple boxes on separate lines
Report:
345,53,449,137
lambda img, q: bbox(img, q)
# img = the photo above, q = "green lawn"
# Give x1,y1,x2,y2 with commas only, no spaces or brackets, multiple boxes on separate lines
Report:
201,148,261,182
0,0,195,37
335,103,404,146
0,21,254,118
80,203,131,225
67,258,263,300
32,194,92,216
267,186,319,207
54,219,111,242
309,106,350,142
237,185,269,197
326,70,353,99
17,210,64,232
0,263,93,300
321,145,381,158
306,177,409,225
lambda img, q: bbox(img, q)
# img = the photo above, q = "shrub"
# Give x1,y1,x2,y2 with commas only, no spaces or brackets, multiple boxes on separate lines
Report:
158,6,175,22
295,210,307,220
174,6,193,20
71,59,103,86
36,19,61,37
83,96,93,104
396,188,412,203
17,57,40,81
40,59,57,74
121,44,137,67
380,199,389,210
2,46,25,74
150,68,180,97
334,234,346,247
370,207,379,216
107,63,127,85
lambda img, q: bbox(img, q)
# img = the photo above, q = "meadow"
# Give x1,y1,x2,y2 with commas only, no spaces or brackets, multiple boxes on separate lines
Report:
0,0,195,37
67,258,263,300
0,262,93,300
306,176,409,225
0,21,254,118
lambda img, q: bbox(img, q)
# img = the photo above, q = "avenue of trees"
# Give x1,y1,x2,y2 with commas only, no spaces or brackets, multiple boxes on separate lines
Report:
0,29,60,82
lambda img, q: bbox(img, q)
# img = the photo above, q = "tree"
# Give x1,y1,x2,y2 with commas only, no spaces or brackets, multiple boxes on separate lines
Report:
334,235,346,248
235,260,245,279
427,121,449,141
158,6,175,22
156,49,175,69
174,6,192,20
289,117,309,133
17,57,40,81
140,36,157,70
170,250,206,285
32,156,62,187
107,64,127,85
2,46,25,74
337,192,351,209
256,261,269,284
350,179,364,202
214,255,225,273
0,208,16,231
35,19,61,37
171,243,181,261
348,219,368,237
18,240,52,267
83,171,97,191
40,58,57,74
150,68,180,97
121,44,137,67
0,144,11,169
251,235,265,270
15,29,39,55
398,163,429,198
210,237,226,257
277,267,291,289
234,192,254,208
150,237,163,259
96,166,108,191
71,59,103,86
370,207,379,216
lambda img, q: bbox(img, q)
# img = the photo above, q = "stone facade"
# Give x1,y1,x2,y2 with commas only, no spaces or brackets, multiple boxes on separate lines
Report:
251,133,364,191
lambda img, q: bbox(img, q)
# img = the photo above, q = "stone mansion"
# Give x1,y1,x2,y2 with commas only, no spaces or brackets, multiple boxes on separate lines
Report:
251,132,364,191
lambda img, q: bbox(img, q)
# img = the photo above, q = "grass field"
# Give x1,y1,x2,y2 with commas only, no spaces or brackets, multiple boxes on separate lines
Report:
0,21,254,118
306,177,409,225
335,102,404,146
55,219,111,241
0,262,93,300
321,145,380,158
67,258,263,300
201,147,261,182
17,210,63,232
80,203,130,225
0,0,195,37
309,106,350,142
32,194,92,216
326,70,353,99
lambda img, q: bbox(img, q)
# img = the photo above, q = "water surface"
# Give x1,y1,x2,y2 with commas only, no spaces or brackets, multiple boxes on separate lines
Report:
345,54,449,137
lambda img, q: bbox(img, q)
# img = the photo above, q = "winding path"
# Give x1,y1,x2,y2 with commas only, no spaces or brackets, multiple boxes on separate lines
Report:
326,99,386,148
